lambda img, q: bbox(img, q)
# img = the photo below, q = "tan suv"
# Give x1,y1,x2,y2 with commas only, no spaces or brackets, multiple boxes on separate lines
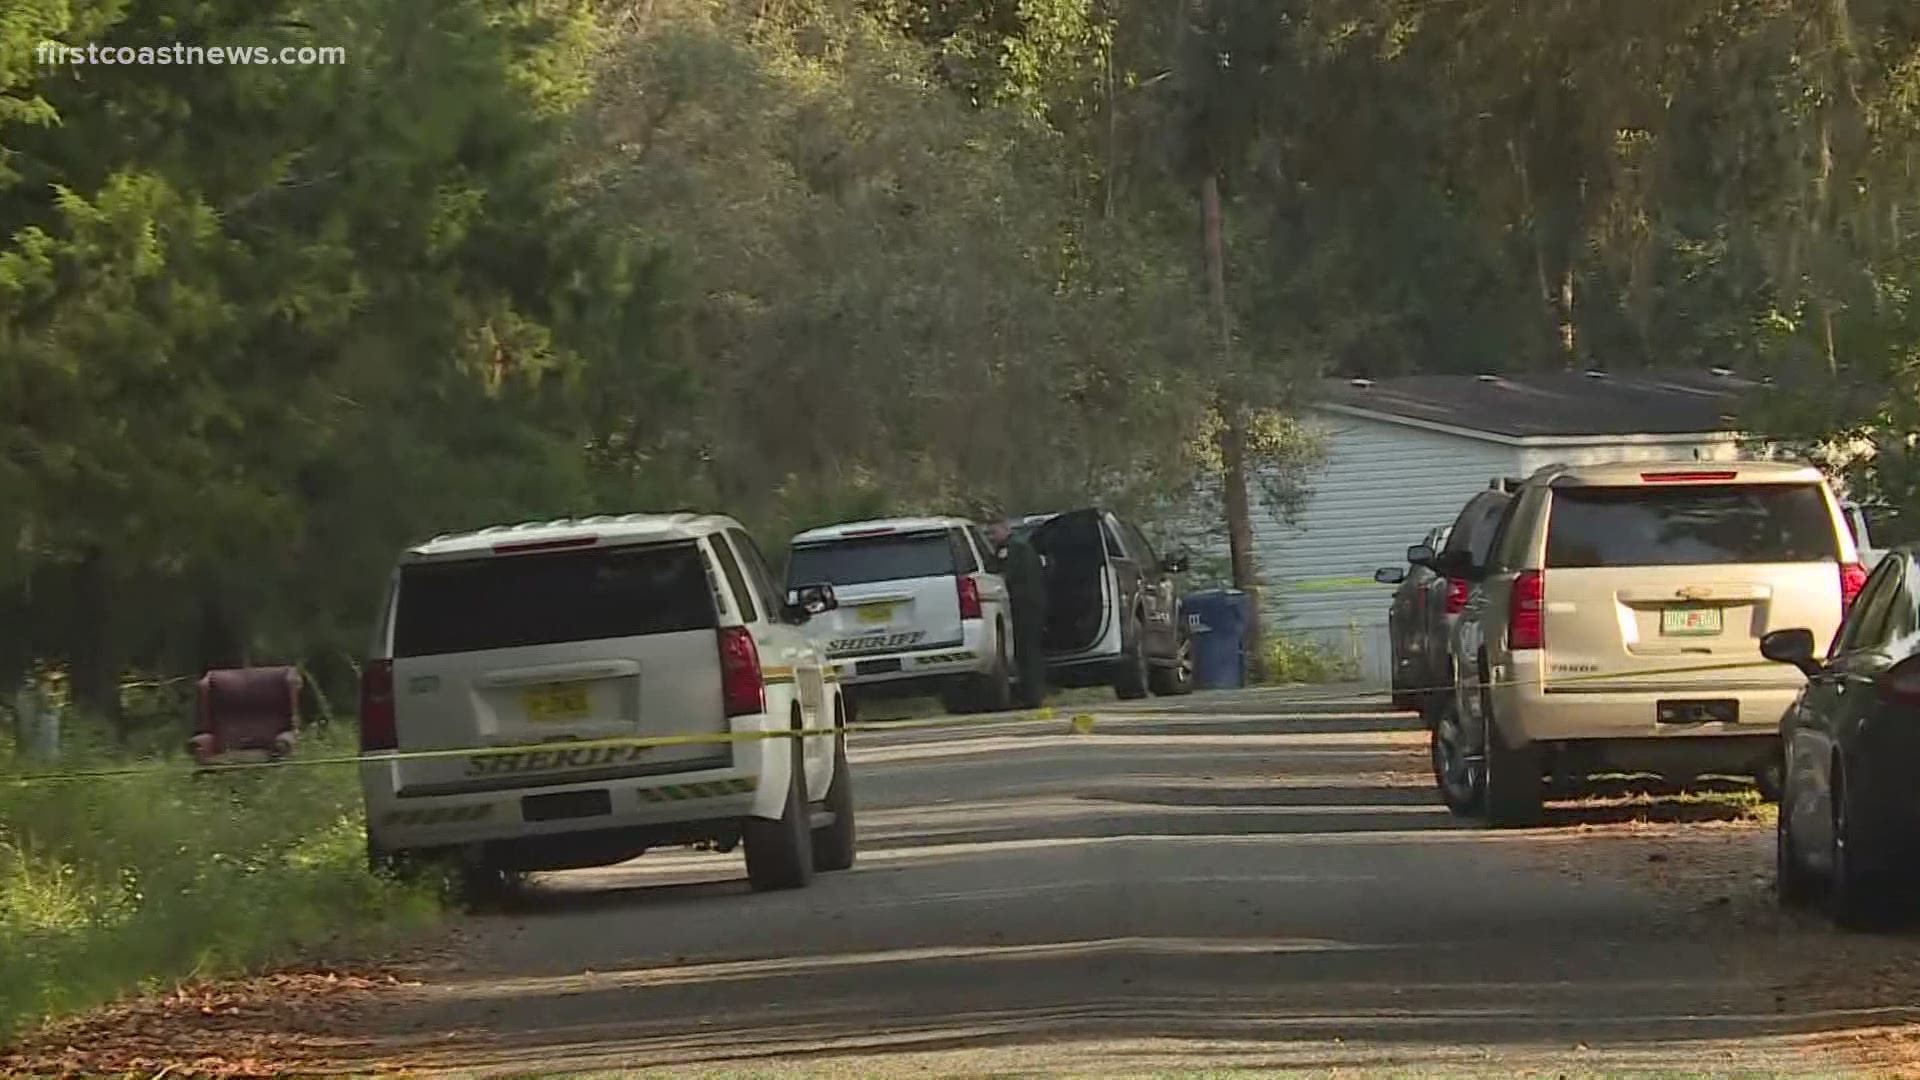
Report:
1449,460,1863,826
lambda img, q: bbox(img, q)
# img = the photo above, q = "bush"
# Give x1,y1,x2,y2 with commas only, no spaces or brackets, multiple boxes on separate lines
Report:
1265,633,1361,685
0,732,443,1043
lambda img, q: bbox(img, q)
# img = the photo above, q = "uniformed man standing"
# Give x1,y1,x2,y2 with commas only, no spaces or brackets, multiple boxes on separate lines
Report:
985,516,1048,707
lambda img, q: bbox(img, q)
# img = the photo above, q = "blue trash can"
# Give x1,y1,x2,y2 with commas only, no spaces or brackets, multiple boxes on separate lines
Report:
1182,589,1250,690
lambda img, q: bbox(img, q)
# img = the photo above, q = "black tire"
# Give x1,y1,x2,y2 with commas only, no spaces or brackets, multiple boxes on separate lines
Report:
1481,670,1543,828
979,632,1014,713
1775,774,1818,909
1754,760,1784,804
1149,632,1195,697
744,731,815,892
1113,614,1150,700
1829,766,1892,931
1429,696,1482,817
812,726,856,872
1014,655,1047,708
455,863,524,910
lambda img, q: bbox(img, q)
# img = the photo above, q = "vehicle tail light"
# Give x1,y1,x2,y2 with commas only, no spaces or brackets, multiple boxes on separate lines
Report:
1444,577,1470,616
1879,656,1920,704
957,575,982,620
1840,561,1868,613
358,659,397,752
1509,570,1545,651
719,626,765,717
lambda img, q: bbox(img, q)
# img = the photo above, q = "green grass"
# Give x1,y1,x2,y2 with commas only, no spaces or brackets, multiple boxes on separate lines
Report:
1263,633,1362,685
0,730,445,1044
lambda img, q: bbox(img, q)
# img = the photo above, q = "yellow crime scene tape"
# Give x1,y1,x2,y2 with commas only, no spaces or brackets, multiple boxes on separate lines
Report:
0,656,1798,787
1288,575,1389,592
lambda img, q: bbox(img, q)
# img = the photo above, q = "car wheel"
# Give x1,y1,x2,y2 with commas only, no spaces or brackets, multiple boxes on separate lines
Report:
1113,615,1150,700
366,835,405,879
1479,665,1543,828
811,725,856,872
1753,760,1784,804
982,634,1014,712
1828,765,1892,930
455,862,524,911
744,732,815,892
1775,771,1818,909
1430,696,1482,817
1150,633,1195,696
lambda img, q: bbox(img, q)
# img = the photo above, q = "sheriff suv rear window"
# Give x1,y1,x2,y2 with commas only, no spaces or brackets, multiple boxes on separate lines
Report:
787,533,955,588
1545,484,1839,569
393,541,718,657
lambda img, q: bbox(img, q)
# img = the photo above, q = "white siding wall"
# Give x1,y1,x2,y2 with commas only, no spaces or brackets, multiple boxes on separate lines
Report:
1250,414,1523,683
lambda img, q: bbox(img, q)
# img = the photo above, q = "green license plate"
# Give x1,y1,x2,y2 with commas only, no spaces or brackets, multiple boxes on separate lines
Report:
1660,606,1723,636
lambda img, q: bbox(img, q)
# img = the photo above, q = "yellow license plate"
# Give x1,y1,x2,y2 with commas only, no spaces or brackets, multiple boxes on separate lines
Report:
1661,606,1723,636
856,603,895,625
521,684,591,723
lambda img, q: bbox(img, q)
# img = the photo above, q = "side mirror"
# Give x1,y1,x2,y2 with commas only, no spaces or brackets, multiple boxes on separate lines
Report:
1406,543,1436,567
785,582,838,621
1161,551,1190,574
1374,566,1406,585
1760,628,1820,678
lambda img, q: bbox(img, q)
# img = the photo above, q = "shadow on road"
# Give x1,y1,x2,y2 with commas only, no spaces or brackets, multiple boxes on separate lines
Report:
347,693,1889,1075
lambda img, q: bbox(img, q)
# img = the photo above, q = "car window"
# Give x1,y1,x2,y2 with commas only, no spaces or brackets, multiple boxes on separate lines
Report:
393,542,718,657
729,529,790,623
1485,487,1540,574
1121,521,1158,567
1101,517,1128,560
787,531,956,587
1445,493,1511,564
709,534,761,623
948,528,980,574
1835,558,1905,657
1545,483,1839,568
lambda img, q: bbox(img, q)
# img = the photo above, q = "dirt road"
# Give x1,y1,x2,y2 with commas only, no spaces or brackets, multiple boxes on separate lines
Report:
297,686,1914,1077
19,686,1920,1077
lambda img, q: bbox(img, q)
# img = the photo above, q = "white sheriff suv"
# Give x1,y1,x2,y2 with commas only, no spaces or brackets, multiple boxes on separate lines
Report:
784,517,1020,714
359,513,855,892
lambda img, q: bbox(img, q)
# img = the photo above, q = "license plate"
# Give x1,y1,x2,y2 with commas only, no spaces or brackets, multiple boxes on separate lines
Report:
856,603,895,625
521,683,591,723
1660,606,1722,636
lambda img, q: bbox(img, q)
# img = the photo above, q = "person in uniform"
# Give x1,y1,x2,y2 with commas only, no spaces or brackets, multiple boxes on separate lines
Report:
985,515,1049,707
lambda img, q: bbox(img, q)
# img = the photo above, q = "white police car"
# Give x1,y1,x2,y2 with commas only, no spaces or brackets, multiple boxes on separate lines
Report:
785,517,1020,714
359,513,854,893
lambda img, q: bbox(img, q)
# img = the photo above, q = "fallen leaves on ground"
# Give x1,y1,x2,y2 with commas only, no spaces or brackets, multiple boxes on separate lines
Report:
1516,803,1920,1075
0,970,430,1078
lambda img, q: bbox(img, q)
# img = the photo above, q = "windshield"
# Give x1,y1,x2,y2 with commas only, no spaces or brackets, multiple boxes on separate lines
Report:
786,533,955,587
392,542,718,657
1545,484,1839,569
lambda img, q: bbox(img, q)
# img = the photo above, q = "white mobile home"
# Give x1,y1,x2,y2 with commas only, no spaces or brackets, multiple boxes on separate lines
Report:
1255,370,1753,683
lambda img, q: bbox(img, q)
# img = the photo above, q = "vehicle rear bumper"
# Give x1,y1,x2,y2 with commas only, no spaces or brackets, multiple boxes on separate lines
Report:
832,624,992,686
1492,653,1797,746
361,716,797,855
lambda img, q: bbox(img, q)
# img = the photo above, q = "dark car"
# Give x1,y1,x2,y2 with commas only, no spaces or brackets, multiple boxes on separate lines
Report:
1013,508,1192,699
1379,523,1449,710
1375,485,1514,720
1764,544,1920,929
